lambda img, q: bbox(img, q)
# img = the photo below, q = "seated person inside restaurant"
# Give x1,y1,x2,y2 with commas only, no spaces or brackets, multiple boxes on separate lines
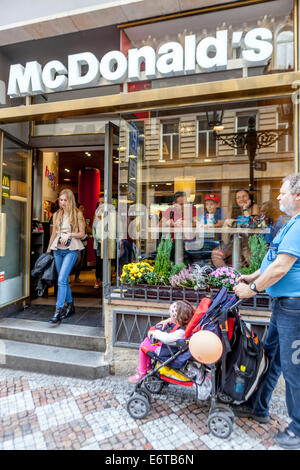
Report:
202,193,223,229
211,189,261,268
161,191,196,234
190,192,223,266
226,189,260,226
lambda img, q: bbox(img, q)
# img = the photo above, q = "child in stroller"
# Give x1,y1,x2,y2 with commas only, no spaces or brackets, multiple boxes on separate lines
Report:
128,300,195,384
126,288,268,439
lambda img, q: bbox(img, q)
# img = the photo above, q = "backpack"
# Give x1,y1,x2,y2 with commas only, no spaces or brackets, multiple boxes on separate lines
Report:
217,312,268,403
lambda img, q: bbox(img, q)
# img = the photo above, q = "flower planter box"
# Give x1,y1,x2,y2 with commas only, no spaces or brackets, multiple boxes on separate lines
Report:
120,284,271,310
238,292,270,310
121,284,211,303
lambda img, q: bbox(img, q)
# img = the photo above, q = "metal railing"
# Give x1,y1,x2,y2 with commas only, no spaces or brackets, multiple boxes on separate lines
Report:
113,308,270,349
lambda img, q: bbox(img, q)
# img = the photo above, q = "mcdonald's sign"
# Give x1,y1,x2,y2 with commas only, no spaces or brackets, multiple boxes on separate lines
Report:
2,173,10,198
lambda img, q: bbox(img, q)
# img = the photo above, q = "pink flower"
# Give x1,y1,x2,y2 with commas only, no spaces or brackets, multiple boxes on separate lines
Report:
230,279,234,284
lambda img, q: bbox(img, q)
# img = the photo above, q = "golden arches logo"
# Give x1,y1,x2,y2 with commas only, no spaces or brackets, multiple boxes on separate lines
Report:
2,175,10,188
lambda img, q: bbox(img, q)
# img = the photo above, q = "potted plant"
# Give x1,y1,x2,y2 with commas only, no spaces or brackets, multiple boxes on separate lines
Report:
169,264,213,301
240,235,268,275
207,266,240,292
120,261,155,298
239,234,270,309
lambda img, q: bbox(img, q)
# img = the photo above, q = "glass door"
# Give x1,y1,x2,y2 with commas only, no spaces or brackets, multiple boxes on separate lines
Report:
0,133,31,307
103,122,119,298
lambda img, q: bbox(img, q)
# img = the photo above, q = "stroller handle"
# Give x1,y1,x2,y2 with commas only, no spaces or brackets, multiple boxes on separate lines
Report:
230,298,244,310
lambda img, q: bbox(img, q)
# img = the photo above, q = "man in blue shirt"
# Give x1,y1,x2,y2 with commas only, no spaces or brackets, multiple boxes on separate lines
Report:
233,173,300,450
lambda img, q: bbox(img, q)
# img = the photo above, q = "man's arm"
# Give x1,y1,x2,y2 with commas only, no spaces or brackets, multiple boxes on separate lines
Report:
234,254,297,298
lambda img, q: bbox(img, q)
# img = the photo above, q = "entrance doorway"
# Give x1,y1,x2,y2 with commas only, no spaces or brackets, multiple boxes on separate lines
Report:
0,122,120,328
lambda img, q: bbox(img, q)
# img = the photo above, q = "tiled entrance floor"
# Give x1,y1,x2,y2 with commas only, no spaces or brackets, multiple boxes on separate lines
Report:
8,304,102,328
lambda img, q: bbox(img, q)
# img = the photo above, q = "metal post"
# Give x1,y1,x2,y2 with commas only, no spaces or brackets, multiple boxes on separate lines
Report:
103,122,119,299
232,233,241,271
174,235,183,265
246,115,257,195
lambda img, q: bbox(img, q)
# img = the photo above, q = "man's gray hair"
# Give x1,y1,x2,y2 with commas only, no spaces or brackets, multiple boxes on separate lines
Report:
283,173,300,194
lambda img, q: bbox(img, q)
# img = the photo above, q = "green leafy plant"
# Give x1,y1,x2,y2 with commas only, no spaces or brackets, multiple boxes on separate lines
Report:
143,271,166,285
154,237,173,278
240,235,268,274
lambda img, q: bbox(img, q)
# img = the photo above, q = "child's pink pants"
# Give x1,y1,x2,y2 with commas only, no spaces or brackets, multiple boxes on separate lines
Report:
137,337,160,374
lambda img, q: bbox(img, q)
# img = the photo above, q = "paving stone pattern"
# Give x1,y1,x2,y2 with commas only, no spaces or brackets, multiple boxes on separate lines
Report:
0,368,289,450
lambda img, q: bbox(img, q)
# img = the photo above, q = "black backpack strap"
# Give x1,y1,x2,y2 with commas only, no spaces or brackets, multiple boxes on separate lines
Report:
217,309,232,388
218,309,232,354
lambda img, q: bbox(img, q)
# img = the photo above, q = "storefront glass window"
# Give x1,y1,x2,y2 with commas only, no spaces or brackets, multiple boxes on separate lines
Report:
276,30,294,70
161,122,179,161
197,116,217,158
116,96,294,286
0,136,30,306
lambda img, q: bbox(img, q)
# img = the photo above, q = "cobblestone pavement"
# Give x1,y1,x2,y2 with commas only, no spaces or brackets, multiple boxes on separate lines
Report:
0,368,289,451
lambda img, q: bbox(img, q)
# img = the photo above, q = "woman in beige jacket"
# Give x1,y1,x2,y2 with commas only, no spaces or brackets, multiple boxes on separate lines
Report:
47,189,85,324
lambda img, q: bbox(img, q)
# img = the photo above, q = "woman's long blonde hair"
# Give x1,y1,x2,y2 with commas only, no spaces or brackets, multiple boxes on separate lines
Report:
54,189,79,232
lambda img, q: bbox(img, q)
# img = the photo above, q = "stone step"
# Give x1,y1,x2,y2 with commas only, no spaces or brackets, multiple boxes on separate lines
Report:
0,339,110,380
0,318,105,352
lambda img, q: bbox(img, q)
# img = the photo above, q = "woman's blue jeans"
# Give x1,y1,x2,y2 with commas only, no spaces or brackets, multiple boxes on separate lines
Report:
247,297,300,436
53,249,79,309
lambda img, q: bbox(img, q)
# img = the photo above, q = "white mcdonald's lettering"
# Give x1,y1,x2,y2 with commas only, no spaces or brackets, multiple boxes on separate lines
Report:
7,28,273,98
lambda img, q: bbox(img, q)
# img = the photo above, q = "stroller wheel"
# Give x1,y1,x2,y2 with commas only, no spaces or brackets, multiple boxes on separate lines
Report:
218,392,234,404
126,393,150,419
144,375,165,394
137,387,151,402
208,412,233,439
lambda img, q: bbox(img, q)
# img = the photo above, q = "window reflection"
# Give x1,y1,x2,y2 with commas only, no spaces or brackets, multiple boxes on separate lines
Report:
276,30,294,70
0,137,30,306
117,98,294,285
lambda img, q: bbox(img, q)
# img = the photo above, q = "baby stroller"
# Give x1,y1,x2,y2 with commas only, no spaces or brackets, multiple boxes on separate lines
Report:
126,287,269,439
